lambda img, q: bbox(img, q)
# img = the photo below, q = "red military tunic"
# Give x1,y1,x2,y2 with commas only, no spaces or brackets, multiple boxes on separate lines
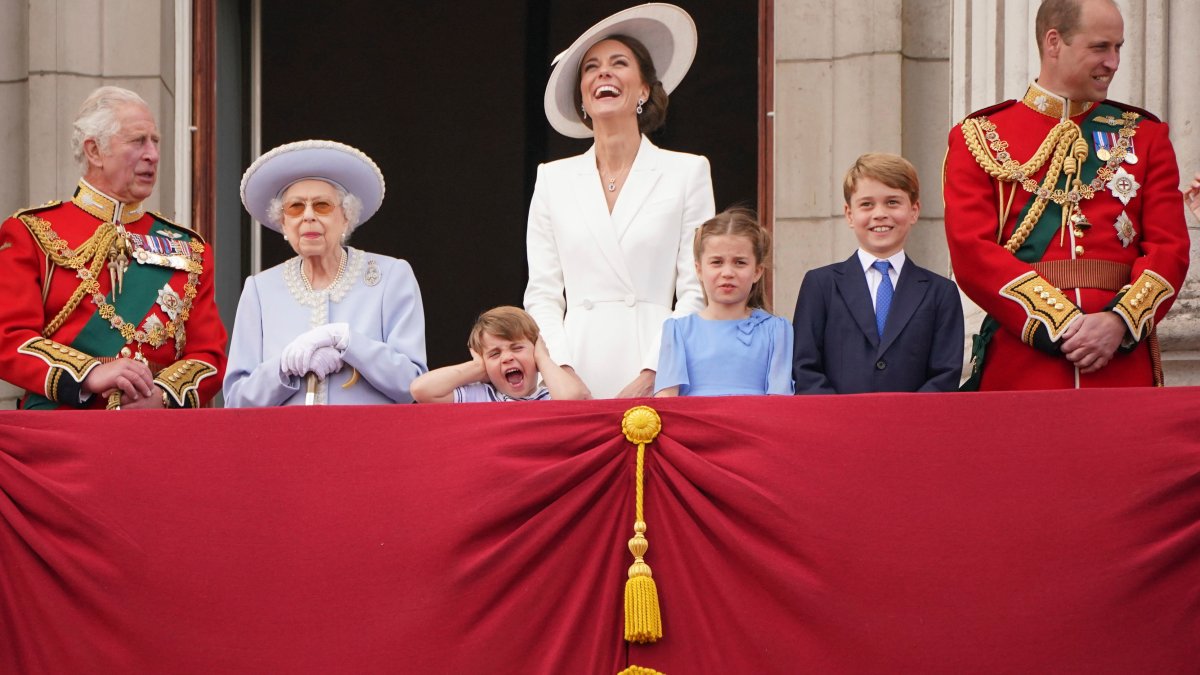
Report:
0,179,227,408
944,82,1191,390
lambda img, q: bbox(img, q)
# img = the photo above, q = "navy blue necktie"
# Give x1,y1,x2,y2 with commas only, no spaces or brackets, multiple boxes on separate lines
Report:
872,260,893,338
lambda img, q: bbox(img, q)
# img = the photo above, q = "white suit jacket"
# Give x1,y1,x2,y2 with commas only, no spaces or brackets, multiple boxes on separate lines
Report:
523,136,714,398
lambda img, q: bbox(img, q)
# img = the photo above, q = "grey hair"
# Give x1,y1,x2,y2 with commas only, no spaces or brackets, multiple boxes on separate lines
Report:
267,180,364,235
71,86,150,173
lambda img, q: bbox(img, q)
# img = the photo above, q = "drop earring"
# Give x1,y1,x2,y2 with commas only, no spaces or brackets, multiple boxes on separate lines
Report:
636,98,645,115
581,104,587,120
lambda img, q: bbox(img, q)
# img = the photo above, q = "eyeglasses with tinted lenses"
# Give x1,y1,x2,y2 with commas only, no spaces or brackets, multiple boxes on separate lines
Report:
282,199,337,217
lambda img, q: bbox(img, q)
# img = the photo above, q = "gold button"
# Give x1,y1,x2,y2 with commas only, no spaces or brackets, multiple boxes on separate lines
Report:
1131,299,1140,307
1075,245,1085,255
1073,229,1084,238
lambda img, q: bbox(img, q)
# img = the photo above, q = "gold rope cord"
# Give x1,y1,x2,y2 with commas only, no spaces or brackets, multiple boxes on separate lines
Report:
621,406,664,644
963,118,1076,252
961,112,1139,253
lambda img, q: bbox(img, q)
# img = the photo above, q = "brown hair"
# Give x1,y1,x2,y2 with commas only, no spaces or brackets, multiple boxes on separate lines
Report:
573,34,670,135
692,207,773,312
1035,0,1116,55
468,306,541,354
842,153,920,205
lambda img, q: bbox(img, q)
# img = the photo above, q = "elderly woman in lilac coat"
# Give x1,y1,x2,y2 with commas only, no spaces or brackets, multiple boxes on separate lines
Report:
223,140,427,406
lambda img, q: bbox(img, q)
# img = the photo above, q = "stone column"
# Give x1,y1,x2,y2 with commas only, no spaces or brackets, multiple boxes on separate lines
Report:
774,0,953,315
1,1,178,409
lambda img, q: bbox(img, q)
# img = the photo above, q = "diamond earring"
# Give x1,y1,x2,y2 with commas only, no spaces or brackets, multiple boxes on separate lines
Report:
581,104,587,120
636,98,645,115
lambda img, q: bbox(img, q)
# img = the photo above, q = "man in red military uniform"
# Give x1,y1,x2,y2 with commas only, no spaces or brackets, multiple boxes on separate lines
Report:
0,86,226,409
944,0,1190,390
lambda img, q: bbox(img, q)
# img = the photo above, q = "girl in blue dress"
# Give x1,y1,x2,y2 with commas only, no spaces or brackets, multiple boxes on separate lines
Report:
654,208,794,396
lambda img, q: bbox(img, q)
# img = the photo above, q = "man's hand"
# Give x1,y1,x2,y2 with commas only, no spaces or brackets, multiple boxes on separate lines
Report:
120,387,168,409
1060,312,1126,374
82,358,155,401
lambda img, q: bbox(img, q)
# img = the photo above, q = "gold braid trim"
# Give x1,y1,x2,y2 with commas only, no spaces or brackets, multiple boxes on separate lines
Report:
21,215,120,336
961,111,1140,253
1113,270,1174,342
999,272,1082,343
155,359,218,408
21,213,204,351
18,337,101,402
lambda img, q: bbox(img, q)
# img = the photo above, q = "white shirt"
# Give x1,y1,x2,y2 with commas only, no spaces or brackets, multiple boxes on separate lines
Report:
856,249,906,310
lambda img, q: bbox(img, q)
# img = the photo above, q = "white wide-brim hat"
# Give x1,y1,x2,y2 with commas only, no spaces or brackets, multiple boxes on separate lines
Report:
240,139,385,232
544,3,697,139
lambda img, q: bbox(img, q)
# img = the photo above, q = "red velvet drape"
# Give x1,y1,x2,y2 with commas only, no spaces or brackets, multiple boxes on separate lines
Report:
2,389,1199,674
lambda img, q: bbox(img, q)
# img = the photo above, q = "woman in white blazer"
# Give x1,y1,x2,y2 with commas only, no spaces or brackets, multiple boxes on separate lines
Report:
524,4,715,398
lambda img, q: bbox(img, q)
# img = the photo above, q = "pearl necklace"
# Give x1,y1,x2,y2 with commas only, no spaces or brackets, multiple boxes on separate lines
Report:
301,249,347,292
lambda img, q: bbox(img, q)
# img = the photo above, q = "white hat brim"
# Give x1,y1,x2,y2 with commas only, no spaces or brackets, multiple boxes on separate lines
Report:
240,140,386,232
544,3,697,139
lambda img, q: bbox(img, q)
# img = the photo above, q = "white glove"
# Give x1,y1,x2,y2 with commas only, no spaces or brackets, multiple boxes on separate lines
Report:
307,346,344,381
280,323,351,377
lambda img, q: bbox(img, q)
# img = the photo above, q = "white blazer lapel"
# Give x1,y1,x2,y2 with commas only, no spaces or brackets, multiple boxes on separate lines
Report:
570,147,636,291
611,136,662,242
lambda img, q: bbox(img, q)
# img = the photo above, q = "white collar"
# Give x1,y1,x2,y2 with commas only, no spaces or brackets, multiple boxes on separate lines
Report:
856,248,906,275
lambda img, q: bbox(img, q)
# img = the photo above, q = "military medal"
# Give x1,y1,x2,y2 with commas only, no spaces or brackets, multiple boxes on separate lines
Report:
1114,211,1136,247
1106,166,1140,205
1123,137,1138,165
1092,131,1112,162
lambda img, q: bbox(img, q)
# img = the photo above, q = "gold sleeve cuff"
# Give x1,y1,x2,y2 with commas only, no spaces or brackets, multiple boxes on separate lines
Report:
1000,272,1082,344
154,359,217,408
1113,270,1174,341
18,337,100,402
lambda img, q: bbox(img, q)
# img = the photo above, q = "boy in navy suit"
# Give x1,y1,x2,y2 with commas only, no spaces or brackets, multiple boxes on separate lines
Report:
792,153,963,394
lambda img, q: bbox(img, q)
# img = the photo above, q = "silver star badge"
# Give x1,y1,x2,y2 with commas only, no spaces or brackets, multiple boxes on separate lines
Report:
1114,211,1136,248
157,283,183,321
1106,166,1140,206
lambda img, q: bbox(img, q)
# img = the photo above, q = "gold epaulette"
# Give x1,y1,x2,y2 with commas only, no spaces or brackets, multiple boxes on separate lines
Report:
150,211,207,245
1113,271,1174,342
155,358,217,408
9,200,62,220
1000,271,1082,345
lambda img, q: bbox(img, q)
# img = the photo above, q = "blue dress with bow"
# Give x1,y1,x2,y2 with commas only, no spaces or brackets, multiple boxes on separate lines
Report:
654,309,794,396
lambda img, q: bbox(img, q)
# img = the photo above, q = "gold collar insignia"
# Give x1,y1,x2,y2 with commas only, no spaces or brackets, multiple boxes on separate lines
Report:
71,179,146,225
1021,81,1095,120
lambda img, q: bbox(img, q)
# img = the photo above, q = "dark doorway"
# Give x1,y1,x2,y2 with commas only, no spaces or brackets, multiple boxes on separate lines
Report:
258,1,758,369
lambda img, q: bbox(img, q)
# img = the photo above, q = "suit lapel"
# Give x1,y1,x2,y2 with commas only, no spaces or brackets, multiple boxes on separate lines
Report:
569,147,635,290
611,136,662,242
833,254,879,348
878,259,931,354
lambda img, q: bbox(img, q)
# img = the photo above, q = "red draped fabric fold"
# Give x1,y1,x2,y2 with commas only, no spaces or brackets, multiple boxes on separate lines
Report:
2,389,1199,674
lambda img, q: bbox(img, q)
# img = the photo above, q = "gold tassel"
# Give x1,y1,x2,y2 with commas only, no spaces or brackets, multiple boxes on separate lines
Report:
621,406,663,644
617,667,666,675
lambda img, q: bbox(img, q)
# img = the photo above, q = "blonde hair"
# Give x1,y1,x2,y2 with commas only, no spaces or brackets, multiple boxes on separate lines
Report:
692,207,772,312
842,153,920,205
468,306,541,353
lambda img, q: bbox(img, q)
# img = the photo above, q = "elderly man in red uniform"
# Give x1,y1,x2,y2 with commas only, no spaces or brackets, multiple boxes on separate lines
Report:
0,86,226,409
945,0,1190,390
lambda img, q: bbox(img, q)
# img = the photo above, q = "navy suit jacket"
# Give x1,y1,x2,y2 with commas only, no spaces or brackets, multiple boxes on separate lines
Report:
792,253,964,394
